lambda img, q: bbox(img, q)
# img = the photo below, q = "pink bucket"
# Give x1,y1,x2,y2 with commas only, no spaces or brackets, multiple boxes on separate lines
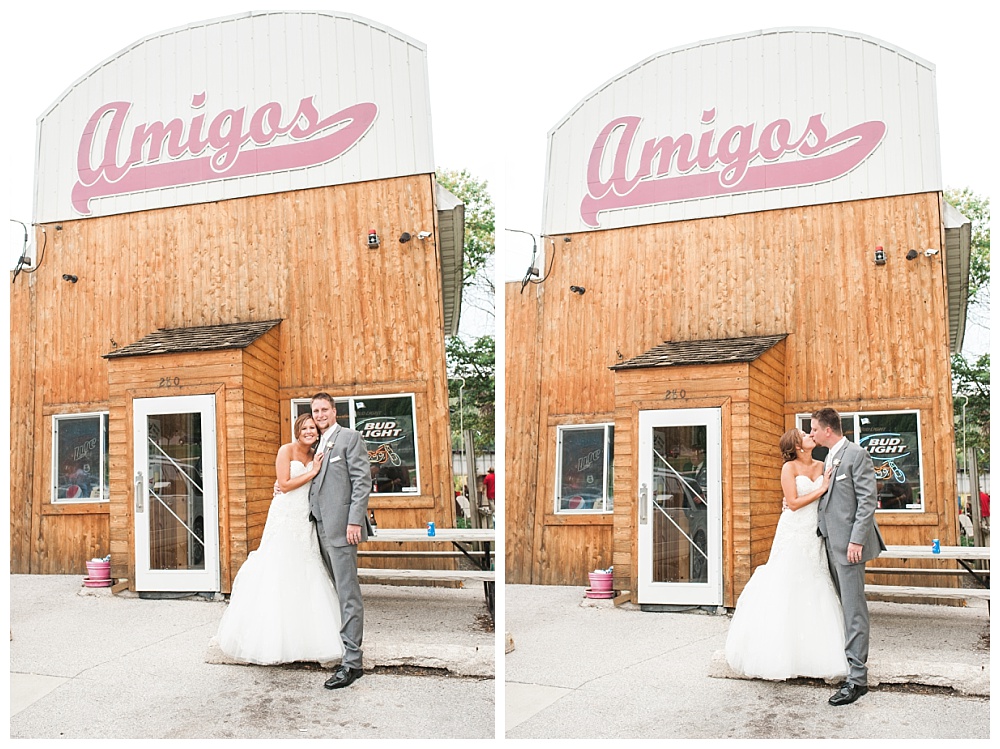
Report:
85,560,111,586
588,572,613,591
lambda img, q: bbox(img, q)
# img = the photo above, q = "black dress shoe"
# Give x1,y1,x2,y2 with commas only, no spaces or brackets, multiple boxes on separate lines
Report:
828,682,868,706
324,666,363,690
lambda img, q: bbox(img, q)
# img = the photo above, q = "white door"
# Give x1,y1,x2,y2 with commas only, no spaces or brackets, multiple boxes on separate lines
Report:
133,395,220,592
637,408,723,605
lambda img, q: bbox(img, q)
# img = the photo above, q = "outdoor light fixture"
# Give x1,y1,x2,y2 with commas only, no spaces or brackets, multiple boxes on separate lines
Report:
399,232,411,243
62,274,78,283
906,249,919,260
570,285,586,295
873,245,886,265
368,229,380,249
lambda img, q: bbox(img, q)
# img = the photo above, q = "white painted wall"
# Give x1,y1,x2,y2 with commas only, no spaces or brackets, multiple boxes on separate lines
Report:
35,10,435,222
543,28,941,234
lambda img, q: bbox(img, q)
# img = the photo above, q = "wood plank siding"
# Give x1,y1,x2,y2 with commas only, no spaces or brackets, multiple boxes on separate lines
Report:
505,193,960,600
10,174,455,585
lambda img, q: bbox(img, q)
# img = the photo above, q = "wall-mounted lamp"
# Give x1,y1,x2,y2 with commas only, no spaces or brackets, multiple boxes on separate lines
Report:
399,232,411,243
873,245,886,265
906,249,919,261
62,274,78,283
570,285,586,295
368,229,380,249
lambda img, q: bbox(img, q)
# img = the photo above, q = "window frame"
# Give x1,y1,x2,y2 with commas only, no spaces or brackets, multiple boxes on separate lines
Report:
797,409,925,513
291,393,421,496
51,411,109,504
554,422,615,515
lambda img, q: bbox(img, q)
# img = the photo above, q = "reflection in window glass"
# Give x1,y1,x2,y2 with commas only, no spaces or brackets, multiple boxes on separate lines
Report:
53,413,109,502
292,394,419,494
798,410,923,512
556,424,614,513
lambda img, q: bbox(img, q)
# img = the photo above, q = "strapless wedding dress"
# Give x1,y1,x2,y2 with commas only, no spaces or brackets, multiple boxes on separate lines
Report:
725,474,848,680
216,461,343,664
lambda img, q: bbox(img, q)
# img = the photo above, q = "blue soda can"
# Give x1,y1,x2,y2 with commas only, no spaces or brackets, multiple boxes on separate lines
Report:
427,521,436,537
932,539,940,554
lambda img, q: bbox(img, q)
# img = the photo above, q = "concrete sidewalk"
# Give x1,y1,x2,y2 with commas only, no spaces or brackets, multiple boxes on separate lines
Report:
505,584,990,739
10,574,494,739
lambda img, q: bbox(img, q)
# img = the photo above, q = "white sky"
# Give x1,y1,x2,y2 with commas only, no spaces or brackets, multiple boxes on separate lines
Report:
2,1,994,342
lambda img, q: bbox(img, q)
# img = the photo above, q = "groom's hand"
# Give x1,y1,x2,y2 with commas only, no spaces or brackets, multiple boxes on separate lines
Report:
847,542,864,564
346,523,363,545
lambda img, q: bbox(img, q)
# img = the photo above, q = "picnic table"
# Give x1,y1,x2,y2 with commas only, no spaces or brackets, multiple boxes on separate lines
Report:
359,528,495,619
865,545,990,605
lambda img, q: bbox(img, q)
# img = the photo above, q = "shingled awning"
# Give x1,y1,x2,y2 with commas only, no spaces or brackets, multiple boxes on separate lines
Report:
610,334,787,371
104,319,282,359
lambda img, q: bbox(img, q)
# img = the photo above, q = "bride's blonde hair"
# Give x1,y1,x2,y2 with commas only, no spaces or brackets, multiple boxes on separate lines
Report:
779,428,802,463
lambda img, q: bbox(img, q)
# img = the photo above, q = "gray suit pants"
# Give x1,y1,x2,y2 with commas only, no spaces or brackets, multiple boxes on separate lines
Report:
316,518,364,669
825,544,870,686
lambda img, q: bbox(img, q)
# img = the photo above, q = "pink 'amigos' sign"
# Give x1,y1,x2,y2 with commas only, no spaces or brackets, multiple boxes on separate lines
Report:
72,93,378,214
580,108,886,227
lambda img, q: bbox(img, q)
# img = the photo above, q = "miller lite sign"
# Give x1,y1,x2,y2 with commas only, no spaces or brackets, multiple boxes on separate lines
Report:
543,28,942,234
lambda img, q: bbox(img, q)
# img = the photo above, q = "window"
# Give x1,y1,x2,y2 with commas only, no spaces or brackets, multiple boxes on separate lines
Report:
798,410,924,512
293,395,420,495
555,424,614,513
52,413,109,503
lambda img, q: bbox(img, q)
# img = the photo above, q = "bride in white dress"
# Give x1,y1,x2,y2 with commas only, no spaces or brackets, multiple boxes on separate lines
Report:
216,414,344,664
725,428,848,680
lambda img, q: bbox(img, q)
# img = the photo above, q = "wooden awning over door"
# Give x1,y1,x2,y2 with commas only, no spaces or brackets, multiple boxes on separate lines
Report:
609,334,788,607
104,320,282,593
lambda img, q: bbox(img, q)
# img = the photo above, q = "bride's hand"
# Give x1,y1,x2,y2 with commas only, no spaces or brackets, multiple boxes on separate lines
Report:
821,466,833,489
311,451,325,473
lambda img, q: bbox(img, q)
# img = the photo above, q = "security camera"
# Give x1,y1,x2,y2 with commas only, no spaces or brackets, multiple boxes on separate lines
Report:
905,250,918,261
924,248,940,257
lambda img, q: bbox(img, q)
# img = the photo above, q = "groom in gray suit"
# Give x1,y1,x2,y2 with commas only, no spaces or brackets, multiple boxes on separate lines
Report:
308,392,372,689
811,408,885,706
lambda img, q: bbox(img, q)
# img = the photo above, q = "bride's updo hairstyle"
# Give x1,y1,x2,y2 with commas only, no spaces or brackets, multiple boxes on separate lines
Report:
293,413,319,452
779,428,802,463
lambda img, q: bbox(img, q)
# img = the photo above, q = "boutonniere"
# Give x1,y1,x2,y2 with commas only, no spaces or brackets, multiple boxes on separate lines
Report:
833,459,842,468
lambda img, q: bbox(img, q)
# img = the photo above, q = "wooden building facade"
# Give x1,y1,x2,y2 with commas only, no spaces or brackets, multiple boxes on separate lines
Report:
10,12,464,593
505,29,971,608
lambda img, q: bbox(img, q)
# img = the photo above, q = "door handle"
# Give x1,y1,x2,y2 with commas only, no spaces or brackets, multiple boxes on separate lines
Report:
135,471,144,513
639,483,648,525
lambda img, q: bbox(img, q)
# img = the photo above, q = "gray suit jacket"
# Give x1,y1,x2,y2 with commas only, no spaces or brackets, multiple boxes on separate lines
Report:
817,440,886,565
308,425,372,548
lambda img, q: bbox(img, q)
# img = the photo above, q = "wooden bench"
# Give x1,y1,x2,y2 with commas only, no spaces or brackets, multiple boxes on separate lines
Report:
865,583,990,601
358,528,496,620
357,567,495,584
864,545,990,608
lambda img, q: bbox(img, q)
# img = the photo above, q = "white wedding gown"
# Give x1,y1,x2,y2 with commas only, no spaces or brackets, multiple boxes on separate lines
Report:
216,461,344,664
725,474,848,680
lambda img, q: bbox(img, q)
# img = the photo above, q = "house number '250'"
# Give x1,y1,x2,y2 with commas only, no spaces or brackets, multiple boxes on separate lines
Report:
158,377,181,388
664,389,687,400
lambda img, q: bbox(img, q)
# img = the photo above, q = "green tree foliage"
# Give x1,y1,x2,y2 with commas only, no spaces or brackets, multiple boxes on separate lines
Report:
944,188,990,307
945,189,990,471
437,168,495,312
437,168,495,452
952,352,990,470
447,335,495,452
